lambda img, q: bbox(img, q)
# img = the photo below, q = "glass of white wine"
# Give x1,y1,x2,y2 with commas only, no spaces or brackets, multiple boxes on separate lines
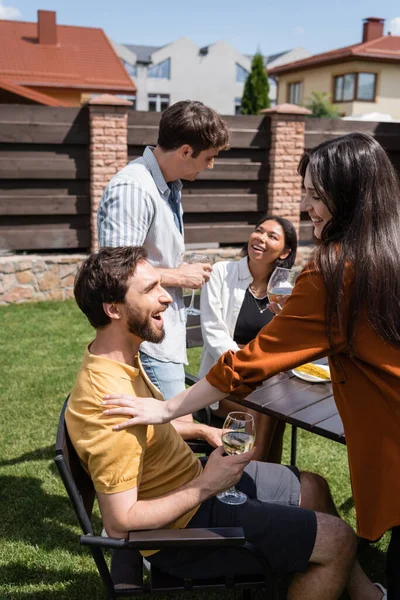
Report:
184,253,210,317
267,266,301,310
217,412,255,506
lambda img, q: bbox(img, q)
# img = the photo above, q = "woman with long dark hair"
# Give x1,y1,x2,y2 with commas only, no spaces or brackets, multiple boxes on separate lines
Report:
198,215,297,462
103,133,400,597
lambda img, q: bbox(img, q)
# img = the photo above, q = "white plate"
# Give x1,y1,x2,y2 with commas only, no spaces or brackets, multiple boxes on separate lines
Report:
292,363,331,383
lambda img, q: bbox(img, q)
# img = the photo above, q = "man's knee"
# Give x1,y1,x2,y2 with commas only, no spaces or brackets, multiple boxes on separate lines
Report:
311,512,357,567
299,471,334,512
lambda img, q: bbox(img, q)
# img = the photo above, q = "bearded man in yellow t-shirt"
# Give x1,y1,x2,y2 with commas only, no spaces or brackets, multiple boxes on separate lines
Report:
66,246,374,599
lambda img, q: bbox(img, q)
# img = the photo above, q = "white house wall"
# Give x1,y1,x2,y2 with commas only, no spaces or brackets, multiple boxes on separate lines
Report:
133,37,251,115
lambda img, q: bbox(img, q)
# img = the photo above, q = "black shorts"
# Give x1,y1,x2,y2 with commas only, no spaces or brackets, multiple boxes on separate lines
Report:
148,460,317,577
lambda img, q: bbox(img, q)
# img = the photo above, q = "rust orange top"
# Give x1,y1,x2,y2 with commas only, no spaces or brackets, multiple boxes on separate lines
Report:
206,263,400,541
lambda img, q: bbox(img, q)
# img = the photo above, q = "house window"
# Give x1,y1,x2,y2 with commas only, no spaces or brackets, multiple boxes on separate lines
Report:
148,93,170,112
234,97,242,115
334,73,376,102
288,82,302,105
357,73,376,101
148,58,171,79
121,59,136,78
236,63,249,83
334,74,355,102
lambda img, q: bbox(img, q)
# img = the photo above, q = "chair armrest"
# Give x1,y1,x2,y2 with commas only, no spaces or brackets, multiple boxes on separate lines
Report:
80,535,129,549
185,371,199,386
128,527,245,549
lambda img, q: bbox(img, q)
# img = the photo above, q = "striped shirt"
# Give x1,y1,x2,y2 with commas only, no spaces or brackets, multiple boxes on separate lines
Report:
97,146,187,364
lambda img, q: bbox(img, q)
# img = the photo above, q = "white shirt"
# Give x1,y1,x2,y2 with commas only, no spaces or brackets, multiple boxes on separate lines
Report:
97,147,187,364
199,256,252,383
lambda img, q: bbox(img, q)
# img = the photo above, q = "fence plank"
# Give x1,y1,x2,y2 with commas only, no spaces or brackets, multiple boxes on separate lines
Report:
183,181,266,194
305,119,400,152
195,162,267,180
0,227,90,251
182,194,262,213
0,154,89,179
0,195,90,215
184,223,255,244
0,106,89,144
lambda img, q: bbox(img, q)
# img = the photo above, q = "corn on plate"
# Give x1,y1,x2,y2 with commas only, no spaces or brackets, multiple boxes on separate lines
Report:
292,362,331,382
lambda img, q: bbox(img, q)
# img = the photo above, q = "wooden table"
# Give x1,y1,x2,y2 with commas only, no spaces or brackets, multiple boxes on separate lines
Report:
239,359,345,465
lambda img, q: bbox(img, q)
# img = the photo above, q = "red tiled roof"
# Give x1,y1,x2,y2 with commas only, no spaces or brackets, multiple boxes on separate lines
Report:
0,17,136,93
269,35,400,75
0,78,67,105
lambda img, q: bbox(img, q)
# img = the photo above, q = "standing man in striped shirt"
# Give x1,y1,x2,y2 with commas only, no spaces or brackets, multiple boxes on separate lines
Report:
97,101,230,413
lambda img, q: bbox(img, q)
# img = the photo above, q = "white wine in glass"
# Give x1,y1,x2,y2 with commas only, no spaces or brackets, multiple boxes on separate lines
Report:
267,266,301,310
185,253,210,317
217,412,255,506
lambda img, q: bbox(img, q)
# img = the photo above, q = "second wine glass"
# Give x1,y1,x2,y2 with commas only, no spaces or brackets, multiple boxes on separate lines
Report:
267,266,301,310
185,253,210,317
216,412,255,506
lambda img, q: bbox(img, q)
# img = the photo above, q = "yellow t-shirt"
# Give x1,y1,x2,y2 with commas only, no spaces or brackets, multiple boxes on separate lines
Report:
66,347,202,555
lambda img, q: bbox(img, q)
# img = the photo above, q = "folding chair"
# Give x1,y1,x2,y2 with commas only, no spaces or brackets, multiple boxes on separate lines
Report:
54,398,277,599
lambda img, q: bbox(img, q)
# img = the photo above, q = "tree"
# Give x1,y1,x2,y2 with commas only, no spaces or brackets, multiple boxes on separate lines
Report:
305,91,340,118
241,52,270,115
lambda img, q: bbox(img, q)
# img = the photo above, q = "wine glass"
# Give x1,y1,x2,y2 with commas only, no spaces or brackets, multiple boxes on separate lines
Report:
217,412,255,506
267,266,301,310
184,253,210,317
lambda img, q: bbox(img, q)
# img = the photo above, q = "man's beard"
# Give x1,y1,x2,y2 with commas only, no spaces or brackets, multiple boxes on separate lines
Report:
125,304,165,344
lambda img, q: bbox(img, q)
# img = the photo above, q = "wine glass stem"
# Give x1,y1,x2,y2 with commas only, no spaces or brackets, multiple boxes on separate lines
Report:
188,289,195,311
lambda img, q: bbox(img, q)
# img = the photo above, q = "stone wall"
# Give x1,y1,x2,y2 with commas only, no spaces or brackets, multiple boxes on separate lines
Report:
0,254,87,305
0,245,315,305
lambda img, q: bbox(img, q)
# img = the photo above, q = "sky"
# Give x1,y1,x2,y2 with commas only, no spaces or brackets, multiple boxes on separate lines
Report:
1,0,400,57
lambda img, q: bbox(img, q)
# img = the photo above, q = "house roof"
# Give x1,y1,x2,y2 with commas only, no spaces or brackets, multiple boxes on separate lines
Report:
0,13,136,93
0,78,67,105
246,48,311,70
124,44,161,64
269,33,400,75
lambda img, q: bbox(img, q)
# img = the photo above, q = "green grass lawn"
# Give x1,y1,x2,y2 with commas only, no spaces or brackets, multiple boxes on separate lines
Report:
0,300,388,599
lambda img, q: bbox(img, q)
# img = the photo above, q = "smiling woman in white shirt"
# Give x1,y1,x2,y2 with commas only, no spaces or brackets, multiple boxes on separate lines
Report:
199,215,298,462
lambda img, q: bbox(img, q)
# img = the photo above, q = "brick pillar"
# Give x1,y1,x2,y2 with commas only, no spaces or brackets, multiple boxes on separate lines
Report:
88,94,132,252
260,103,312,234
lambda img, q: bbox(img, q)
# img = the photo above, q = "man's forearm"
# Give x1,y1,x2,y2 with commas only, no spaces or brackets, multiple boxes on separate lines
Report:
157,267,186,288
171,419,208,440
111,475,211,536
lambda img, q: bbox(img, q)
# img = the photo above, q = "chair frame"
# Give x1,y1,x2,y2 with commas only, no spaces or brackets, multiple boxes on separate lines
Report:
54,398,277,599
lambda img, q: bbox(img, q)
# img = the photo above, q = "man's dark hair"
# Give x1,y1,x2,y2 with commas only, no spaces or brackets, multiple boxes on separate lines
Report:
157,100,230,157
74,246,148,329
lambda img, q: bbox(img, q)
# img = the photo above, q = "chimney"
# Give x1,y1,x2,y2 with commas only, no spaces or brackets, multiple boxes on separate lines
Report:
37,10,57,45
362,17,385,43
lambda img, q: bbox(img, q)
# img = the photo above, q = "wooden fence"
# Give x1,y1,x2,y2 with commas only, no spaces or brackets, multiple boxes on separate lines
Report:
0,105,90,252
3,105,400,253
128,112,269,245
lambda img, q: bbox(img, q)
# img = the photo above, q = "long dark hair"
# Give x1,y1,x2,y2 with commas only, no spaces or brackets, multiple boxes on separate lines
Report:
242,215,298,271
298,132,400,350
